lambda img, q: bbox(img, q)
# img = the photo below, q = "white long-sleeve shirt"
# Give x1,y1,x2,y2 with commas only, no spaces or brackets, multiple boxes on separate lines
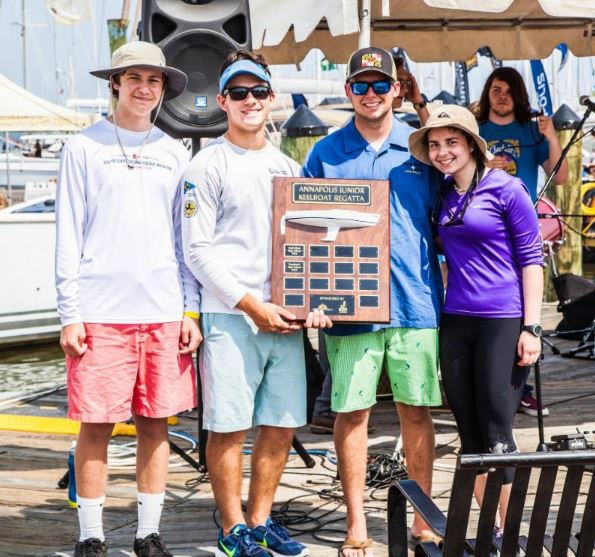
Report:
182,137,299,314
55,119,199,326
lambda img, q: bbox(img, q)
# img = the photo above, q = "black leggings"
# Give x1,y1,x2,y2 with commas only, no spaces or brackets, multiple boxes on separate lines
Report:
440,314,529,483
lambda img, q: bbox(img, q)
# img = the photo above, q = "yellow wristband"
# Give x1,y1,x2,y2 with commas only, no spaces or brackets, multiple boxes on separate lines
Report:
183,311,200,320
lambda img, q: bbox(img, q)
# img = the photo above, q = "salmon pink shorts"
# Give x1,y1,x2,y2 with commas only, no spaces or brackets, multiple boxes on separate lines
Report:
66,322,196,423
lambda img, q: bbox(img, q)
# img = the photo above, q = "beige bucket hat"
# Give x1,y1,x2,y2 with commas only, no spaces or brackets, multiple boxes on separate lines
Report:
408,104,493,165
90,41,187,100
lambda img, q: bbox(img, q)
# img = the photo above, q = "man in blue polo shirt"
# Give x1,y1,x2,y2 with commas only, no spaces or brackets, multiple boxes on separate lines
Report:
302,47,443,554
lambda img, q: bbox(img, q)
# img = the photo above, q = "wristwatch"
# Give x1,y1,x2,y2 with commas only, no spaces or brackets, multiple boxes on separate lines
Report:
522,324,543,337
413,101,427,110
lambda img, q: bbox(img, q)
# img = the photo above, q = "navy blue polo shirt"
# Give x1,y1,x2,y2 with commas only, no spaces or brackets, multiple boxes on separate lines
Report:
302,116,443,336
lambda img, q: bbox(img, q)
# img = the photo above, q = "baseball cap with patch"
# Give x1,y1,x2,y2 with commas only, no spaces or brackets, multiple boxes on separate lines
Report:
346,47,396,82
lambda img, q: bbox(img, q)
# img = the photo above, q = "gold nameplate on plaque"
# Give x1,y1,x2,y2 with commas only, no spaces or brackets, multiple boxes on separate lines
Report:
272,177,390,323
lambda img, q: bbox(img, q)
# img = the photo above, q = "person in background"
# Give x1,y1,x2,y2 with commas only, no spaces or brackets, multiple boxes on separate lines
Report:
55,42,201,557
584,162,595,182
409,104,544,531
477,66,567,417
477,66,568,201
392,56,430,126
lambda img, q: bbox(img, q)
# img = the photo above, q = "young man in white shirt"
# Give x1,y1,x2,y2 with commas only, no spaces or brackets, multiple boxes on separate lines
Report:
182,50,331,557
55,41,201,557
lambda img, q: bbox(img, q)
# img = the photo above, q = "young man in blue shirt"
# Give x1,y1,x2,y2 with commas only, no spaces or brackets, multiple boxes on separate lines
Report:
477,66,568,201
303,47,443,554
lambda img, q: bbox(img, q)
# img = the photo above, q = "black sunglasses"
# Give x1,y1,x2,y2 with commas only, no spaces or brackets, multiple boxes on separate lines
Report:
397,78,412,88
349,80,392,96
223,85,272,101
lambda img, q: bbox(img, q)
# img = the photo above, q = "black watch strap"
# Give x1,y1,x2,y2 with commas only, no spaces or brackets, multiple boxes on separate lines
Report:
522,324,543,337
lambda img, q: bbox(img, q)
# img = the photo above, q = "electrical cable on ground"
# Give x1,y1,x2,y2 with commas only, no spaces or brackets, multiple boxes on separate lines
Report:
208,448,415,544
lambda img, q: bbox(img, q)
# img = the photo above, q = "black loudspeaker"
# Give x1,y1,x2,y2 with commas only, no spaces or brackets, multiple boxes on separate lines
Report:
141,0,251,138
553,273,595,332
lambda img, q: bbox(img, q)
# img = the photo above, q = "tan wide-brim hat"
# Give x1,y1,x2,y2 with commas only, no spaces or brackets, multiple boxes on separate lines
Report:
408,104,493,165
90,41,187,100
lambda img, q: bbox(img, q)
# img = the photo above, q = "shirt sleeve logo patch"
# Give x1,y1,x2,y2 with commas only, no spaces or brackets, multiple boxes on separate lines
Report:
183,180,196,194
184,200,198,218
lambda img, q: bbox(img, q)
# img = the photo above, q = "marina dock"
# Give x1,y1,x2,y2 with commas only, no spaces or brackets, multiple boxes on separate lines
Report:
0,305,593,557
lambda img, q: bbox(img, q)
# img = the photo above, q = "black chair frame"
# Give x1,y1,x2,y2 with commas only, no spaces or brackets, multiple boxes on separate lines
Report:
387,450,595,557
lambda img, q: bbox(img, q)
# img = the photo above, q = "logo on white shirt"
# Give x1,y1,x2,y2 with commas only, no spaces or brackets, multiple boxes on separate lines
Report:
184,181,196,194
184,200,198,218
269,168,289,176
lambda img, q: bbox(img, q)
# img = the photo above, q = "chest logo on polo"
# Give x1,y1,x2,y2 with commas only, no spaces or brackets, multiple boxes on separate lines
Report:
269,168,289,176
184,200,198,218
403,162,422,175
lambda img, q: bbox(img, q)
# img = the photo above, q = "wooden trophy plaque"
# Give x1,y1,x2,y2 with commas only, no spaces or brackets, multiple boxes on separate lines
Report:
271,177,390,323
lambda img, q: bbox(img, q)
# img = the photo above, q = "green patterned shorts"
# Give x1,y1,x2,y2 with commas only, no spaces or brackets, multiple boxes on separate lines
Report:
325,327,440,412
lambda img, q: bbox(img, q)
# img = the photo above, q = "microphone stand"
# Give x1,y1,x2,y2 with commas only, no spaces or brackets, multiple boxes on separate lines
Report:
532,102,593,452
535,104,592,206
534,346,549,452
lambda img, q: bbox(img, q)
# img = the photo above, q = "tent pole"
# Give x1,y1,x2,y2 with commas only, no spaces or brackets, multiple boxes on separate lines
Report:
358,0,371,48
4,131,11,205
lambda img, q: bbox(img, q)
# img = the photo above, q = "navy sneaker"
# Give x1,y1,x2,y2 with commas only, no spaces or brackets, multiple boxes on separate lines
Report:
252,519,309,557
216,524,270,557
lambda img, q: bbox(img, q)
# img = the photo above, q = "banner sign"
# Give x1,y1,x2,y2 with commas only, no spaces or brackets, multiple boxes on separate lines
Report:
530,59,553,116
454,61,470,106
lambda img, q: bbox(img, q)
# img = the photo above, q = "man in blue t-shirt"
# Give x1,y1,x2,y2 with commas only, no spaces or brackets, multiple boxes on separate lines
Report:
477,66,568,201
303,47,443,553
477,66,568,417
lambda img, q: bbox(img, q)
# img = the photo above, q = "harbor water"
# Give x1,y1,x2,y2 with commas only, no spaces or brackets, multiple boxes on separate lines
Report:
0,262,593,396
0,343,64,401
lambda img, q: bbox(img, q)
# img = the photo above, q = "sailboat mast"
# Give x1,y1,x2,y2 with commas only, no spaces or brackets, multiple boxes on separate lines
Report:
21,0,27,89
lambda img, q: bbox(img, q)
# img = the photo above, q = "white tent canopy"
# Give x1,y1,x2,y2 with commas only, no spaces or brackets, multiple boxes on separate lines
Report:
251,0,595,63
0,74,93,132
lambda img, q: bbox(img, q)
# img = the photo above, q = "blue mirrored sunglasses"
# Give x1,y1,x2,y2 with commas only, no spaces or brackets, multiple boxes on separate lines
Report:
349,80,392,96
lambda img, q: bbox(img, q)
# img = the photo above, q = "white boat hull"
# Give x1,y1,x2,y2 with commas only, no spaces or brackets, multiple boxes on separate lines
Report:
0,156,59,192
0,208,60,347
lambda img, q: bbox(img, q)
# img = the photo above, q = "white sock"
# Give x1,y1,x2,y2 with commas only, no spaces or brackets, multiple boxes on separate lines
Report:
77,495,105,542
136,492,165,539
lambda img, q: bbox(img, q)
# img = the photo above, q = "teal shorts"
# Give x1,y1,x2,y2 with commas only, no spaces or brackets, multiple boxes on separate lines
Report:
325,327,440,413
200,313,307,432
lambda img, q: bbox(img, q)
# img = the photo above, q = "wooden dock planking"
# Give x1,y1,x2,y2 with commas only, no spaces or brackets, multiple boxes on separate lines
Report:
0,328,593,556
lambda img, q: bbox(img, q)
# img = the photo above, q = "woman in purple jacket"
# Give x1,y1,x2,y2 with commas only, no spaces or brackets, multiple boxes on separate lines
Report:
409,105,544,530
